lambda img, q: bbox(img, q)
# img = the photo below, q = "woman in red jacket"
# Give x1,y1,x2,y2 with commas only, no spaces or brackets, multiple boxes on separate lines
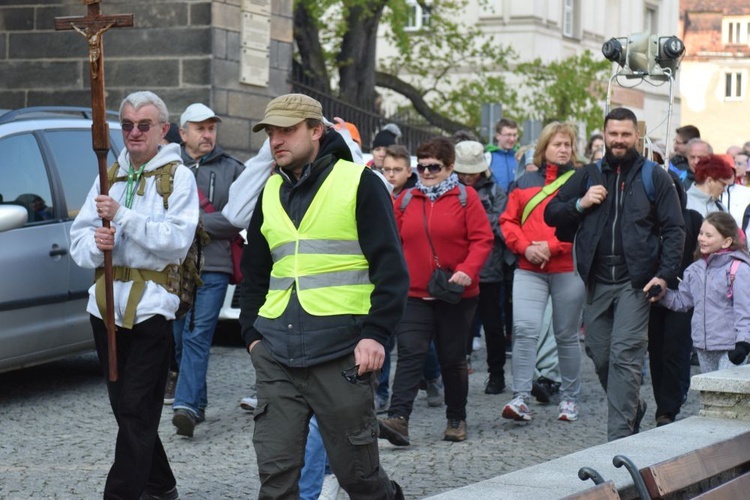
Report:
378,137,493,446
499,121,585,423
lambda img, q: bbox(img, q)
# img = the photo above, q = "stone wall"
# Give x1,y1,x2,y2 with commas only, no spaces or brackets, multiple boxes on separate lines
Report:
0,0,293,159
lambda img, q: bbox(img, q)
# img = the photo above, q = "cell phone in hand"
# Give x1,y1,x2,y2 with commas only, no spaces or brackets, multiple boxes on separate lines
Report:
646,284,662,298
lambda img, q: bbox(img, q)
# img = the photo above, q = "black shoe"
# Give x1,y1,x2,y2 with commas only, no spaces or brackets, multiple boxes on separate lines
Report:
531,378,551,403
484,373,506,394
633,400,647,434
141,485,179,500
173,409,196,437
656,414,674,427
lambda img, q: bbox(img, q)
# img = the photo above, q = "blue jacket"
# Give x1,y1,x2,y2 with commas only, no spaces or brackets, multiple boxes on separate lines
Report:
487,148,521,192
661,249,750,350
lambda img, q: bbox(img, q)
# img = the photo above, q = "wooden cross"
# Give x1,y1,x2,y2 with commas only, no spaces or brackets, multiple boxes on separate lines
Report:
55,1,134,382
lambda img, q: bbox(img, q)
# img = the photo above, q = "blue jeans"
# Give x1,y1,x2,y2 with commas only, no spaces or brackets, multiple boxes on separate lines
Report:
173,272,230,415
377,339,441,400
299,415,328,500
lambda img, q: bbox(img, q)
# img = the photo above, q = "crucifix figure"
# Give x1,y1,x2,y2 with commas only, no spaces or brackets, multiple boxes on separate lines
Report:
55,0,134,382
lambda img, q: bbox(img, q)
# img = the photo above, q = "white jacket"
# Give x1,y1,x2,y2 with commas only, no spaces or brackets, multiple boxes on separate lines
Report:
70,143,199,325
720,183,750,232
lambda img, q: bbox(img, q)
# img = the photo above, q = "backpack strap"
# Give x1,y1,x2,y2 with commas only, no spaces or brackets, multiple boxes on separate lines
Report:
641,160,656,203
399,188,415,211
521,170,574,225
457,183,467,207
400,184,467,211
588,159,656,202
108,161,180,210
728,259,742,299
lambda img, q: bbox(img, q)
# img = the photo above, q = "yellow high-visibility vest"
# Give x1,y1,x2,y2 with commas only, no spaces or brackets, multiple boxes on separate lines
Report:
258,160,373,318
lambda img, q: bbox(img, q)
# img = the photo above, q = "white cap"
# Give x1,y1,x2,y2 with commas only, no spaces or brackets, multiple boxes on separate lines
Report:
180,103,222,128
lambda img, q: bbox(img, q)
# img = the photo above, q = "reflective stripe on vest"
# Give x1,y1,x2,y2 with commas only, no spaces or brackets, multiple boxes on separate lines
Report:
258,160,374,318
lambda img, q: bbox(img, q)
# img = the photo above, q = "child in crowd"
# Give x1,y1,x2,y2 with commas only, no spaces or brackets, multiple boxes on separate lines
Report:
648,212,750,373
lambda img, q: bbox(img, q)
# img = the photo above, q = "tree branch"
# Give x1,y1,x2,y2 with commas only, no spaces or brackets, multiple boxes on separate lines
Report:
375,71,467,133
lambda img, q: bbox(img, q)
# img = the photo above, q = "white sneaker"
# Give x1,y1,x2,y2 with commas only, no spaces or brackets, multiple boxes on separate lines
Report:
502,395,532,421
240,396,257,412
558,400,579,421
319,473,341,500
472,336,482,351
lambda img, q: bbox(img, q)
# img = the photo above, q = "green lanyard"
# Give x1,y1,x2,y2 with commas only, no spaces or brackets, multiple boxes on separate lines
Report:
124,162,146,208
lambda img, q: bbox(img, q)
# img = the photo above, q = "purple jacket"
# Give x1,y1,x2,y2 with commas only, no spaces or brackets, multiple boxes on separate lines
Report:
661,249,750,350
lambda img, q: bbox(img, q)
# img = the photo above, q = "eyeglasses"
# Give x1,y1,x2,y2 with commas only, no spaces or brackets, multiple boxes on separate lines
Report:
121,120,157,133
416,163,444,174
341,364,367,384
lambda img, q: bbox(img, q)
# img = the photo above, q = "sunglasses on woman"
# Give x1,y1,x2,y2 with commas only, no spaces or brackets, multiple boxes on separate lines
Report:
416,163,443,174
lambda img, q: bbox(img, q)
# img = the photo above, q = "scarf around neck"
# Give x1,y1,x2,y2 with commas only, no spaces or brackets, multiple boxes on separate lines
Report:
416,173,460,202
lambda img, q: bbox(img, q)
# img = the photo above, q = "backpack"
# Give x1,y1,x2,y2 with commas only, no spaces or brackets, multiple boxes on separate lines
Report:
107,161,209,322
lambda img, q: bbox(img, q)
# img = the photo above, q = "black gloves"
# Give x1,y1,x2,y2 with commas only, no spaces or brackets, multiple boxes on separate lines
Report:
728,341,750,365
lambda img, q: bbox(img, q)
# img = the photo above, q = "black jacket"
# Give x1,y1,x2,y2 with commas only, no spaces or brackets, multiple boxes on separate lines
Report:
239,129,409,367
471,175,507,283
544,155,685,289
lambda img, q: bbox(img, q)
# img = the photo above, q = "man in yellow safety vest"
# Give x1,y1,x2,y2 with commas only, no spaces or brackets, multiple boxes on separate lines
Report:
239,93,408,499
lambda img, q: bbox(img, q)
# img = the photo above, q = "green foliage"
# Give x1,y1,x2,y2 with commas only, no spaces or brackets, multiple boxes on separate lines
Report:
516,51,611,136
293,1,611,137
379,0,520,128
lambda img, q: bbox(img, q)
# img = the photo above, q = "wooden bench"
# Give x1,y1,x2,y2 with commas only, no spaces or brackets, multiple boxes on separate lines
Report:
560,480,620,500
620,431,750,499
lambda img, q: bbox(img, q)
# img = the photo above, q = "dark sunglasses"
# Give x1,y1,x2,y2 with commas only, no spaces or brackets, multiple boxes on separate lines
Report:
121,120,156,133
341,364,368,384
416,163,444,174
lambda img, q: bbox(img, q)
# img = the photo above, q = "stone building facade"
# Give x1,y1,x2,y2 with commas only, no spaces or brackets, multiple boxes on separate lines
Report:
0,0,294,159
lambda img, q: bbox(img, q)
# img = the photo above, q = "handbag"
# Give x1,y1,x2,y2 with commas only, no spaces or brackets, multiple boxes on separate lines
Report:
427,267,464,304
198,188,244,285
421,200,464,303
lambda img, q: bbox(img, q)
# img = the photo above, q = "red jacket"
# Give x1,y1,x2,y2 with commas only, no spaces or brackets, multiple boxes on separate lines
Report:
500,164,575,273
394,185,493,299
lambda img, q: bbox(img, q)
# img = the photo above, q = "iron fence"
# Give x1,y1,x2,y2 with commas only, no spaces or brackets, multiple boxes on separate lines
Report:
291,80,444,155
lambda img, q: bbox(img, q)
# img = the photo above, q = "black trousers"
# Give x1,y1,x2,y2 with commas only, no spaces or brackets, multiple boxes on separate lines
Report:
92,315,176,500
647,304,693,419
390,297,478,421
477,282,507,375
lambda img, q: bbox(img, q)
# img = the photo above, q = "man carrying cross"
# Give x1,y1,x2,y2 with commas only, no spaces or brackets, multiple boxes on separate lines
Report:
70,91,199,500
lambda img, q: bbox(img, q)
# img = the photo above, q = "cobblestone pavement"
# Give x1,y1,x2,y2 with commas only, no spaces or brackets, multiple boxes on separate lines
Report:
0,327,701,499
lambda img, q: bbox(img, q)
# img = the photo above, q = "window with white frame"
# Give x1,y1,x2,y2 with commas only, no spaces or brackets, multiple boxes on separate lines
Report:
405,0,431,31
725,71,744,100
722,17,750,45
644,5,658,34
563,0,574,37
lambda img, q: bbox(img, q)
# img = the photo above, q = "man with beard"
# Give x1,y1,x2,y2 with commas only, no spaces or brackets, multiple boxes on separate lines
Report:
544,107,685,441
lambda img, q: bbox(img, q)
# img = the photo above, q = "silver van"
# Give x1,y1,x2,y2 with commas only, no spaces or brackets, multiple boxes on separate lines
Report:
0,107,123,373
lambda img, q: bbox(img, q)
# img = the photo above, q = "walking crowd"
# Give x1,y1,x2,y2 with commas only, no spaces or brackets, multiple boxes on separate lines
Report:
69,90,750,500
